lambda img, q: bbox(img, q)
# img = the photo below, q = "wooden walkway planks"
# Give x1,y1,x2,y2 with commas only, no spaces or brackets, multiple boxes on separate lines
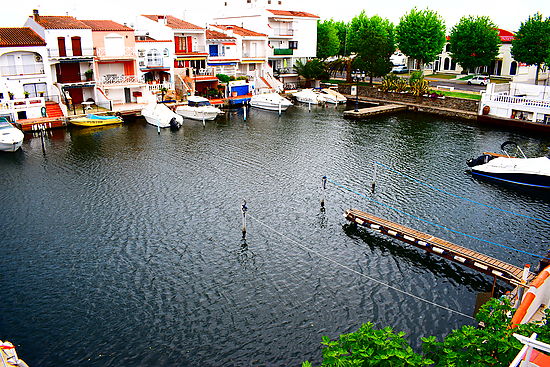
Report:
345,208,532,286
343,104,407,119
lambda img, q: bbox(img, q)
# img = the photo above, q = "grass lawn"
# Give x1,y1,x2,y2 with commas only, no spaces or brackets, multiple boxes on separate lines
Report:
439,90,481,100
429,73,458,79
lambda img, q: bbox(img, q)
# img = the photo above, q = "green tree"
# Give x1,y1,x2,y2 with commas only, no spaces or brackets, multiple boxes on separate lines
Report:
317,20,340,60
347,11,395,84
511,13,550,85
449,16,501,73
397,8,446,71
334,20,350,56
294,59,329,87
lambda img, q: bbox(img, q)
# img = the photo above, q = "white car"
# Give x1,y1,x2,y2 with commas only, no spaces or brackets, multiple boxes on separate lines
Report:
468,75,489,86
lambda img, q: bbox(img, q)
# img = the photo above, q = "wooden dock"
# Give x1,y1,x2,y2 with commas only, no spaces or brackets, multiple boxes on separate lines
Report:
345,208,532,286
343,104,407,119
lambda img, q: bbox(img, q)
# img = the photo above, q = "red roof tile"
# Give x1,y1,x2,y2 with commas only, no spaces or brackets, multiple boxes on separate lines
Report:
0,27,46,47
498,28,515,42
206,29,235,40
80,20,133,32
213,25,267,37
267,9,319,18
33,15,91,29
142,15,203,30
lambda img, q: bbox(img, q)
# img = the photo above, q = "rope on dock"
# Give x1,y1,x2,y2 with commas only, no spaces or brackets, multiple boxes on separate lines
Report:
326,177,549,260
375,161,550,225
248,213,475,320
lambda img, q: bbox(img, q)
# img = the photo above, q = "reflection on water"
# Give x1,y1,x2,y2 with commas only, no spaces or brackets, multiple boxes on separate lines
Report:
1,105,549,366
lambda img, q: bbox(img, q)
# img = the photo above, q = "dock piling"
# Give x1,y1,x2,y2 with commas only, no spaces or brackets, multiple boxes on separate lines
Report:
241,200,248,238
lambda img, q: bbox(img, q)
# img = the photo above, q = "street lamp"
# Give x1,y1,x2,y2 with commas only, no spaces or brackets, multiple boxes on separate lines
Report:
354,76,359,112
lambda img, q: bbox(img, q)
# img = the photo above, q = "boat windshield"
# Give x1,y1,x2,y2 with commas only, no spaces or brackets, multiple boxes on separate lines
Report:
189,100,212,107
0,121,13,129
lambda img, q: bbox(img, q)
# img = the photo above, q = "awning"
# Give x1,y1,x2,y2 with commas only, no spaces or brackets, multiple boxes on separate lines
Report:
222,42,236,45
176,56,207,61
240,60,265,64
58,58,93,63
207,62,237,66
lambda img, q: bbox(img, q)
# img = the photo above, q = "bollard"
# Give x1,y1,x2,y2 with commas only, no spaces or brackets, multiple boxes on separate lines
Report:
371,163,377,193
320,175,327,209
241,200,248,238
243,104,247,121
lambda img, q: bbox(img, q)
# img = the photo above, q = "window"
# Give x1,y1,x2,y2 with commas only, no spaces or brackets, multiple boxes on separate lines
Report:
209,44,219,57
289,41,298,49
147,49,162,67
445,43,450,52
249,64,256,71
163,48,170,57
139,61,145,67
71,36,82,56
138,49,145,57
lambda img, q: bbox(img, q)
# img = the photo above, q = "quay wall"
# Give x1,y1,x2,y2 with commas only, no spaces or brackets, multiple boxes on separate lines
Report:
338,84,479,118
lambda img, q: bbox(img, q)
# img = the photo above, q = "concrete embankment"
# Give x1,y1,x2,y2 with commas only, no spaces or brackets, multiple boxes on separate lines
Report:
339,84,479,120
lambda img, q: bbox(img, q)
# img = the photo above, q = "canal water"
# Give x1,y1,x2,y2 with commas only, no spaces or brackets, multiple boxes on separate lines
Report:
1,105,549,366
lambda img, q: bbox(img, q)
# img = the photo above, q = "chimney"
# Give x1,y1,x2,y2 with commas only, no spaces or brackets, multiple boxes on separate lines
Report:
33,9,39,21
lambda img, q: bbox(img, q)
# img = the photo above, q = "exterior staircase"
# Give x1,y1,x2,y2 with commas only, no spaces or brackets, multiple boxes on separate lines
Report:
45,101,64,118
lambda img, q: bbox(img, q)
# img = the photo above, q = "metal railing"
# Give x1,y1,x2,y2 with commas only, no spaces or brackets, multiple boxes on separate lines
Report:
95,47,136,58
489,94,550,109
147,82,173,91
97,75,143,87
47,48,94,58
175,46,206,54
242,53,266,58
0,64,45,76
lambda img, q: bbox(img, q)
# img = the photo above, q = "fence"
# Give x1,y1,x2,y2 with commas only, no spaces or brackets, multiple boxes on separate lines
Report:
66,101,113,116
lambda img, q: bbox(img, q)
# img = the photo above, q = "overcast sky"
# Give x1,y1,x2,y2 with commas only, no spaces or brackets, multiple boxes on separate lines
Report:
1,0,549,33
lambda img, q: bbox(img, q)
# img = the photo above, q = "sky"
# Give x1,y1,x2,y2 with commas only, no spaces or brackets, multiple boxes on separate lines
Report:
1,0,549,32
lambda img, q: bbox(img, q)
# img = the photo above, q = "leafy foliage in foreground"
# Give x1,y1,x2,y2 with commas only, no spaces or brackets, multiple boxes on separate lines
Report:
304,298,550,366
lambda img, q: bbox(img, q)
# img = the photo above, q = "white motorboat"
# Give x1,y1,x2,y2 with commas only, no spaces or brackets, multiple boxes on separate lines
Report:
0,118,24,152
319,88,347,104
292,89,327,104
141,103,183,129
175,96,222,121
249,93,293,111
467,141,550,189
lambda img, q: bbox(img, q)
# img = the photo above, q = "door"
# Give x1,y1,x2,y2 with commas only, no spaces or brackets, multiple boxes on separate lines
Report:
124,88,131,103
68,88,84,104
71,37,82,56
58,37,66,57
209,45,219,57
105,36,124,57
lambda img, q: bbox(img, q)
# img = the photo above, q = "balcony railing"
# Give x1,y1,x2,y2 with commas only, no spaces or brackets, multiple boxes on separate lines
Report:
0,64,45,76
147,82,173,91
273,29,294,36
175,46,206,54
96,75,144,87
95,47,136,58
242,53,266,58
0,97,45,112
489,94,550,109
273,48,293,56
47,48,94,58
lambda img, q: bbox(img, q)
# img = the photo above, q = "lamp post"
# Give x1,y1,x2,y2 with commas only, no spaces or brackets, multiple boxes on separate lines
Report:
354,76,359,112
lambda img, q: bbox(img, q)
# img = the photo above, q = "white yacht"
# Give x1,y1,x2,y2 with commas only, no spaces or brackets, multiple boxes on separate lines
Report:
141,103,183,129
249,93,293,111
0,118,24,152
292,89,327,104
319,88,347,104
175,96,222,121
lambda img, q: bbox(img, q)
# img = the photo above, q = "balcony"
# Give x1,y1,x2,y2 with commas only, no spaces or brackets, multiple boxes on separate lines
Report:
273,48,293,56
242,52,266,59
48,48,94,59
0,64,45,76
273,29,294,37
175,46,207,55
96,75,145,88
95,47,136,59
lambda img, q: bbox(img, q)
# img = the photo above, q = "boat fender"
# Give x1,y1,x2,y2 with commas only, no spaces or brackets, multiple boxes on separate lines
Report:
115,112,122,117
41,106,47,117
169,117,180,130
482,105,490,115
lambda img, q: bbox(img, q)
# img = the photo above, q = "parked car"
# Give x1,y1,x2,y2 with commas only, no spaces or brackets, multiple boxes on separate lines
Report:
468,75,489,86
391,65,409,74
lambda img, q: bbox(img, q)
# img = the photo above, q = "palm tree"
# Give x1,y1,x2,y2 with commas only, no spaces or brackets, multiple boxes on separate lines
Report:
294,59,329,87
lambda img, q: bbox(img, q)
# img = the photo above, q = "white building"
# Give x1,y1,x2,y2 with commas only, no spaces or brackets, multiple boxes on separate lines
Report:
25,11,96,106
0,27,51,121
206,29,238,77
213,1,318,90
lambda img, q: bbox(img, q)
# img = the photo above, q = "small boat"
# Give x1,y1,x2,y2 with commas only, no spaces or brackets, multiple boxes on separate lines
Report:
292,89,327,104
70,114,123,127
141,103,183,129
467,141,550,189
1,340,29,367
175,96,222,121
0,118,24,152
319,88,347,104
249,93,293,111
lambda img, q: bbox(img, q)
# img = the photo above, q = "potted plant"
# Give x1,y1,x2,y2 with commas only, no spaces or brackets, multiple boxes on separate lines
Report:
24,91,30,98
84,69,94,81
38,91,45,97
8,91,14,100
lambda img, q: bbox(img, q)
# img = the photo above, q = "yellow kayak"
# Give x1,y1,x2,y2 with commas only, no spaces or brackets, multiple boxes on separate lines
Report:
70,114,123,127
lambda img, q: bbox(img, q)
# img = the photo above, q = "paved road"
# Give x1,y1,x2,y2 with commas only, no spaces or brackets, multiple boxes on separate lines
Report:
426,79,486,93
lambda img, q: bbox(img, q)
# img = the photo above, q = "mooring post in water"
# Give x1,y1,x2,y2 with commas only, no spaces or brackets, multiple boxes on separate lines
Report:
308,102,311,112
157,120,160,135
40,124,46,153
241,200,248,238
278,101,282,116
202,116,206,127
243,103,247,121
516,264,531,308
320,175,327,209
371,162,377,193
